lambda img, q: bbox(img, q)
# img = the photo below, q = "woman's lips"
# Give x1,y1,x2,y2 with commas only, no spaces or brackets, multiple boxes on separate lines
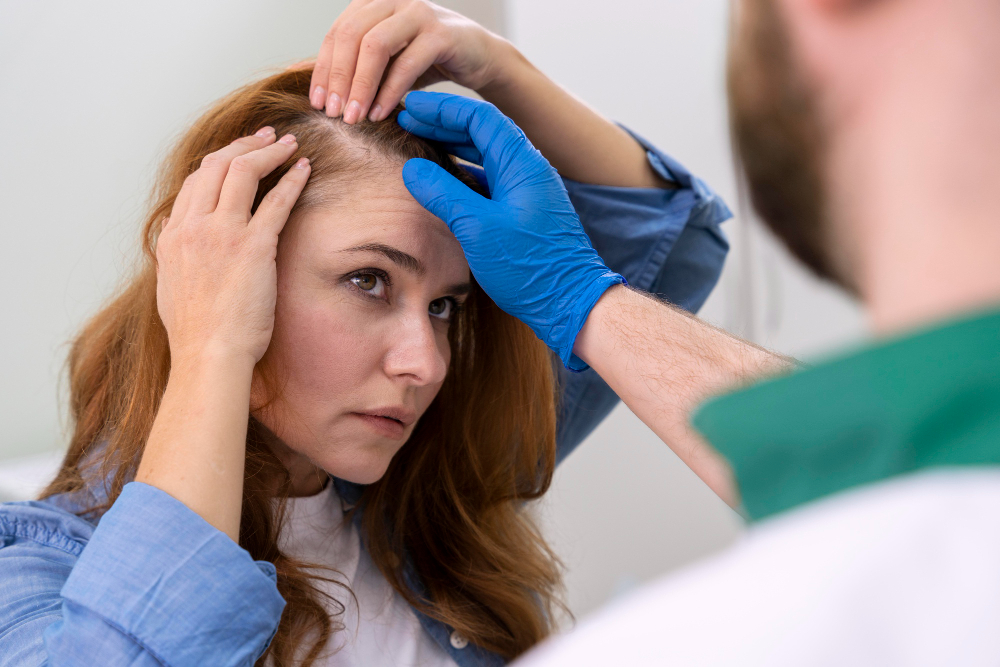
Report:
351,412,407,439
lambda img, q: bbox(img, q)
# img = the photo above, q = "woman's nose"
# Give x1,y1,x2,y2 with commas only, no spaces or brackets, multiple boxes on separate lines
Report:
382,313,448,386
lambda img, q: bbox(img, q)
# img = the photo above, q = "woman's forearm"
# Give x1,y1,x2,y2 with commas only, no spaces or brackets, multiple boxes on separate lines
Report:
135,348,254,542
480,42,669,189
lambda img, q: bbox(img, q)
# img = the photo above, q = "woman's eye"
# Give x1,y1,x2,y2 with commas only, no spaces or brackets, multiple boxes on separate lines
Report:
350,273,386,297
429,298,454,320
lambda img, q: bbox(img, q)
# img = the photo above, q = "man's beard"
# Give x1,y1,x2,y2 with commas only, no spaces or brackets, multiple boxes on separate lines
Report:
727,0,857,294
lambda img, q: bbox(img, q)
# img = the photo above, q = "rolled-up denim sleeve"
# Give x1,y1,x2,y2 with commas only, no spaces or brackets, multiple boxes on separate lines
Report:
0,482,285,666
555,126,732,464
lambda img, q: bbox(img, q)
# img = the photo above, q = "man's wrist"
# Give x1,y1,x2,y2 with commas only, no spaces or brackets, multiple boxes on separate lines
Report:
569,282,629,370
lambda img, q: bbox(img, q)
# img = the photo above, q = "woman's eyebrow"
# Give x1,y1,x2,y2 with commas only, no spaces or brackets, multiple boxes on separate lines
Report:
341,242,424,275
340,242,470,294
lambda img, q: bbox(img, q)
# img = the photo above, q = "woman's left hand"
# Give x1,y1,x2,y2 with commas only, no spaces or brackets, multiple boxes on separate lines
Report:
308,0,512,124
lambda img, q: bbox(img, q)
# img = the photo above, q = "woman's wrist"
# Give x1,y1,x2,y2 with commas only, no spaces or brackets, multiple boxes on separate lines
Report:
168,342,257,383
477,38,535,104
472,42,665,188
137,344,254,542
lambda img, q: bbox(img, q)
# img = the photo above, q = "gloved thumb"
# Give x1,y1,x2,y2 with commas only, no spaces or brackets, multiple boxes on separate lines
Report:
402,158,491,237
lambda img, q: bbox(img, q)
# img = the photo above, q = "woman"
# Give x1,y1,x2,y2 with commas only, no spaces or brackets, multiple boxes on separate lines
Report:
0,2,731,666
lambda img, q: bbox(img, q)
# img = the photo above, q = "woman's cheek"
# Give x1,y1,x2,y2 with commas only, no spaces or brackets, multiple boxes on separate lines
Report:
276,295,379,401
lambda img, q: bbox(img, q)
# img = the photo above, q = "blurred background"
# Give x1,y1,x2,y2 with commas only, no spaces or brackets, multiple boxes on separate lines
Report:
0,0,865,620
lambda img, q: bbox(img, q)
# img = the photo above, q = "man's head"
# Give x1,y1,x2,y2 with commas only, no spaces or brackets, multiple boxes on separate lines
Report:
727,0,1000,325
728,0,843,289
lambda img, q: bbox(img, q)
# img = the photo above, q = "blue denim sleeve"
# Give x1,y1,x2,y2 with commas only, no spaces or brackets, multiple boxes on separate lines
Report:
555,126,732,465
0,482,285,666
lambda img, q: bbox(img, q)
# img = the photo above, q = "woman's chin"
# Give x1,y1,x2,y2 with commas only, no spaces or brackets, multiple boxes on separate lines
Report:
320,446,395,485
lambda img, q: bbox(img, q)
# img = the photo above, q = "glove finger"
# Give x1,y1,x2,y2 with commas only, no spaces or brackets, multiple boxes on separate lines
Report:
457,162,490,194
402,92,543,196
444,142,484,167
402,91,483,127
401,158,491,238
402,92,515,154
397,111,471,144
398,110,483,168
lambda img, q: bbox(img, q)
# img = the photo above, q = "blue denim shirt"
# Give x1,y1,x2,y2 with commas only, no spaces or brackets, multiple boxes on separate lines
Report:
0,131,731,667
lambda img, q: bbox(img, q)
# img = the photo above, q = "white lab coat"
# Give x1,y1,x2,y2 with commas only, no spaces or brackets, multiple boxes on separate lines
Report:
516,469,1000,666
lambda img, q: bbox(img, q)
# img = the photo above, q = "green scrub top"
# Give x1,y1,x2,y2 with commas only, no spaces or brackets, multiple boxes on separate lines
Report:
692,306,1000,521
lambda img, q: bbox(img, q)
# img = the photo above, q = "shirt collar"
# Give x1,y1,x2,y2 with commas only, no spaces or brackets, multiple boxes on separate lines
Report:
693,306,1000,521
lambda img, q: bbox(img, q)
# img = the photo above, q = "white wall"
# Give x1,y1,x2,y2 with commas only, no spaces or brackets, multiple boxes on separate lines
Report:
0,1,334,461
507,0,868,618
1,0,867,626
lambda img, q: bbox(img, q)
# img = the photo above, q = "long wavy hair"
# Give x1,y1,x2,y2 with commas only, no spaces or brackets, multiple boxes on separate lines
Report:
39,67,563,665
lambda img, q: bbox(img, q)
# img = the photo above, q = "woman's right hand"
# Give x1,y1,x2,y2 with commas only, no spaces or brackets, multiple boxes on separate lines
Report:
309,0,514,123
307,0,664,189
155,129,310,367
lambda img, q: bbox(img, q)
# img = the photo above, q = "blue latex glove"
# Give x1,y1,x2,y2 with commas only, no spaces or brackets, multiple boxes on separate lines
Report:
398,92,625,371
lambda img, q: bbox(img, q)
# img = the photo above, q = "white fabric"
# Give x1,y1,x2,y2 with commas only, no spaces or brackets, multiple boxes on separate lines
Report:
274,479,458,667
516,469,1000,667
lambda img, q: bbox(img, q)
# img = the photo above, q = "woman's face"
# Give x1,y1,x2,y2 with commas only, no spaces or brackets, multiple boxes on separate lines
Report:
254,166,470,487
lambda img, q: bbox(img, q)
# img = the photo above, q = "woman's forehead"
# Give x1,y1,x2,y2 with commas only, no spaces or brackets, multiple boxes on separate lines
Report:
286,175,468,272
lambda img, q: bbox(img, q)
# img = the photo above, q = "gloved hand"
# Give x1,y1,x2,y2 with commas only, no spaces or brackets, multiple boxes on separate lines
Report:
398,91,625,371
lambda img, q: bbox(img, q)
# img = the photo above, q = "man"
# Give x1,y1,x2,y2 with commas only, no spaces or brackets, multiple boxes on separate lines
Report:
399,0,1000,663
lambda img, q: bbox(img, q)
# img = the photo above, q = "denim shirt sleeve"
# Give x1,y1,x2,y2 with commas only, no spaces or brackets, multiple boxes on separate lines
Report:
0,482,285,666
555,126,732,464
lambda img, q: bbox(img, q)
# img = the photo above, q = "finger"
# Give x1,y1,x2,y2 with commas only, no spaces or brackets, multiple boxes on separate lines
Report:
401,158,492,237
313,0,384,108
368,34,443,122
325,0,396,118
215,134,300,217
189,127,277,214
446,143,484,167
347,13,422,123
411,64,449,92
402,91,511,140
459,163,490,194
401,92,541,189
169,172,199,224
251,157,312,236
398,110,473,144
398,113,486,163
311,27,337,109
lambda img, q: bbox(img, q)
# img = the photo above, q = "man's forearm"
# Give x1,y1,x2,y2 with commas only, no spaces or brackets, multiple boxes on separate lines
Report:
574,285,792,506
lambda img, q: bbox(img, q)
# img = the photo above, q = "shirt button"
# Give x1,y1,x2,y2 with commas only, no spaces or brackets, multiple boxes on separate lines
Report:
449,631,469,649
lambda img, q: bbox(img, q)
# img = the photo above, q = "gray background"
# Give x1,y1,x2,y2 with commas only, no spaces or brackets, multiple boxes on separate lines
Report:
0,0,865,621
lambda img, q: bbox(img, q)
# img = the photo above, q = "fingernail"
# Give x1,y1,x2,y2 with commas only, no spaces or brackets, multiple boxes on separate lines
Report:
255,126,275,137
294,157,310,169
326,92,342,117
344,100,361,124
278,134,296,145
368,104,383,122
310,86,326,109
